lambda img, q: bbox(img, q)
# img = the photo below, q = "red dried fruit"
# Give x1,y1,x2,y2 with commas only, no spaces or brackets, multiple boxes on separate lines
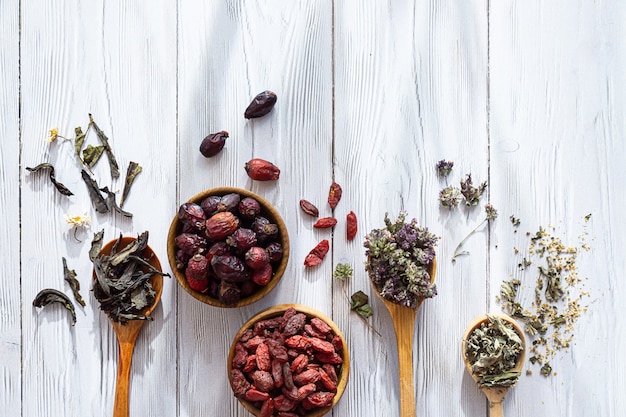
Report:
313,217,337,229
251,263,273,286
310,317,332,335
217,193,241,213
230,369,251,397
304,240,329,267
283,313,306,337
290,354,308,375
245,246,271,270
211,255,250,282
251,370,275,392
205,211,239,240
218,280,241,305
256,343,272,371
303,391,334,408
251,216,279,243
272,359,285,387
315,352,343,364
226,228,257,254
346,210,358,241
293,368,320,386
265,242,283,263
318,368,337,391
304,324,325,339
175,233,207,256
245,158,280,181
299,199,319,217
244,388,270,402
259,398,275,417
205,241,230,263
238,197,262,220
199,130,229,157
327,182,342,210
175,249,190,270
185,254,210,292
244,90,277,119
178,202,206,229
243,354,258,373
232,342,248,369
244,335,266,351
309,338,335,354
322,364,338,384
266,338,289,362
240,280,259,298
285,335,311,350
277,412,299,417
200,195,221,217
295,383,317,401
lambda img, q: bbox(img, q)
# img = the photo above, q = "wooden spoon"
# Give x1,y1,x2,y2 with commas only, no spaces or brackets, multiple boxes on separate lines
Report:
461,314,526,417
94,237,164,417
370,258,437,417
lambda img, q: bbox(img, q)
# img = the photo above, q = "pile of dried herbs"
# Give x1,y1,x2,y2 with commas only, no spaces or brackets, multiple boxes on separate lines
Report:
464,315,524,387
364,211,438,309
92,232,169,324
498,218,591,376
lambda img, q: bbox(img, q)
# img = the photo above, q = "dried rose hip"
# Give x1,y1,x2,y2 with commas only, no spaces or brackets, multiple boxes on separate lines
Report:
211,254,250,282
299,199,319,217
199,130,229,157
226,228,257,254
346,210,358,241
217,193,241,213
244,90,277,119
219,280,241,305
178,202,206,229
251,263,273,286
205,211,239,240
238,197,261,220
245,158,280,181
175,233,207,256
313,217,337,229
205,241,230,263
200,195,221,217
252,216,279,243
245,246,271,270
327,182,342,210
265,242,283,263
304,240,329,267
185,254,210,292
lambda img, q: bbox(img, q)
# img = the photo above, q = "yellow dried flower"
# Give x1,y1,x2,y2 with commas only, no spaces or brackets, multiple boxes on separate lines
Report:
65,212,91,228
47,128,59,143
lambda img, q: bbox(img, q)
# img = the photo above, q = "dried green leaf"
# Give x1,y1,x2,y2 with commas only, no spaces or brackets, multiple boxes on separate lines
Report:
82,144,105,168
74,126,86,159
88,114,120,179
120,161,142,207
350,290,373,319
89,229,105,262
32,288,77,326
100,186,133,218
540,363,552,376
62,257,85,307
26,163,74,196
80,170,109,213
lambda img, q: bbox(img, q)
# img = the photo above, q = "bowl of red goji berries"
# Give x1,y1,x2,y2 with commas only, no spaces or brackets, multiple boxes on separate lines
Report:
228,304,350,417
167,187,290,308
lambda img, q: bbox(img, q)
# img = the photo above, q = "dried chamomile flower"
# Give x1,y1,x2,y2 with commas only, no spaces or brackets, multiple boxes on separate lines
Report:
439,186,462,209
460,173,487,206
436,159,454,178
46,128,59,143
66,211,92,241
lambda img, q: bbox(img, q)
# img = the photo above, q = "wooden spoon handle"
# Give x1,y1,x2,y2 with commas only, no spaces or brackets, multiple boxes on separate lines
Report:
488,401,504,417
113,341,136,417
390,304,417,417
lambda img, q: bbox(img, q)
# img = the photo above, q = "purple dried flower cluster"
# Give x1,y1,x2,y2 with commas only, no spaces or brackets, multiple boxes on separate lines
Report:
364,211,438,309
436,160,454,178
460,173,487,206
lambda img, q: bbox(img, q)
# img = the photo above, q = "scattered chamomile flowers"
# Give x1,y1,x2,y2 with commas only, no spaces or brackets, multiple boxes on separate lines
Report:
65,211,91,241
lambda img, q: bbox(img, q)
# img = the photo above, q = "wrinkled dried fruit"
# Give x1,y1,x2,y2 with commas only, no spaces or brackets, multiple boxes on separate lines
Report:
244,90,277,119
211,254,250,282
251,263,273,286
245,158,280,181
175,233,207,256
327,182,342,210
219,280,241,305
346,210,358,241
185,254,210,292
238,197,262,220
245,246,271,270
205,211,240,240
199,131,229,157
200,195,222,217
178,202,206,229
313,217,337,229
252,216,279,243
304,240,330,267
226,228,257,254
265,242,283,263
299,199,319,217
205,241,230,263
217,193,241,213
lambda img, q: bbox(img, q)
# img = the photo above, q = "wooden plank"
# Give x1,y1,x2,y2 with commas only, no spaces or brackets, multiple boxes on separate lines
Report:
0,1,21,415
20,2,177,416
176,1,333,415
489,1,626,416
333,1,489,415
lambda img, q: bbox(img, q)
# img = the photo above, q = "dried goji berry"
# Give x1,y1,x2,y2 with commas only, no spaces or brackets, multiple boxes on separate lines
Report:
313,217,337,229
346,210,358,241
256,343,271,371
327,182,342,209
299,199,319,217
304,240,329,267
244,388,270,402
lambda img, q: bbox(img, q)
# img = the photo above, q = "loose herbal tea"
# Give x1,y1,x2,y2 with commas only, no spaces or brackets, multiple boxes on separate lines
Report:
364,211,438,309
498,219,592,376
62,257,85,307
26,163,74,196
33,288,77,326
464,315,523,387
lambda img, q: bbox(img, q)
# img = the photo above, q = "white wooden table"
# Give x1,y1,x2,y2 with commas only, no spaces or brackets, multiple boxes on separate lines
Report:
2,1,624,416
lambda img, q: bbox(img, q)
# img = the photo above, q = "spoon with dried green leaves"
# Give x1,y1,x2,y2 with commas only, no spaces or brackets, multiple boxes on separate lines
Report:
364,211,439,417
462,314,526,417
92,232,167,417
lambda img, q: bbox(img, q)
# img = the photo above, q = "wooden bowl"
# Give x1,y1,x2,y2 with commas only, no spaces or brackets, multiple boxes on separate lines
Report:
167,187,290,308
227,304,350,417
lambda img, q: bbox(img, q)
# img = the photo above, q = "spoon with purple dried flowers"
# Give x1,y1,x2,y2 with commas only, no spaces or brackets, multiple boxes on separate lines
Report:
364,211,438,417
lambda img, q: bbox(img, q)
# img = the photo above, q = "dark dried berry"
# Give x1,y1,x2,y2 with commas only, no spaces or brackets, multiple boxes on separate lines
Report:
265,242,283,263
251,263,273,286
178,202,206,229
245,246,271,270
245,158,280,181
211,254,250,282
175,233,207,256
200,195,222,217
185,254,210,292
199,131,229,157
175,249,191,270
217,193,241,213
205,211,240,241
206,241,230,263
252,216,279,243
244,90,277,119
226,228,258,254
240,280,259,298
219,280,241,305
238,197,262,221
299,199,319,217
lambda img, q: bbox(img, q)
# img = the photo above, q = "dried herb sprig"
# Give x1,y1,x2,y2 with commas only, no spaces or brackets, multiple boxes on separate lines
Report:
26,163,74,196
460,174,487,206
436,159,454,178
88,114,120,179
333,262,380,337
452,204,498,262
62,257,85,307
439,186,462,209
364,211,438,309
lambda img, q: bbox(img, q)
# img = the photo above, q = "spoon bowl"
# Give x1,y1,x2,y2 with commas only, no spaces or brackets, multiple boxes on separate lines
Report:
370,257,436,417
461,314,526,417
94,236,164,417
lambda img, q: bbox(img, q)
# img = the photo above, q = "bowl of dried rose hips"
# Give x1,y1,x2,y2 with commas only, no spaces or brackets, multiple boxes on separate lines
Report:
228,304,349,417
167,187,290,308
